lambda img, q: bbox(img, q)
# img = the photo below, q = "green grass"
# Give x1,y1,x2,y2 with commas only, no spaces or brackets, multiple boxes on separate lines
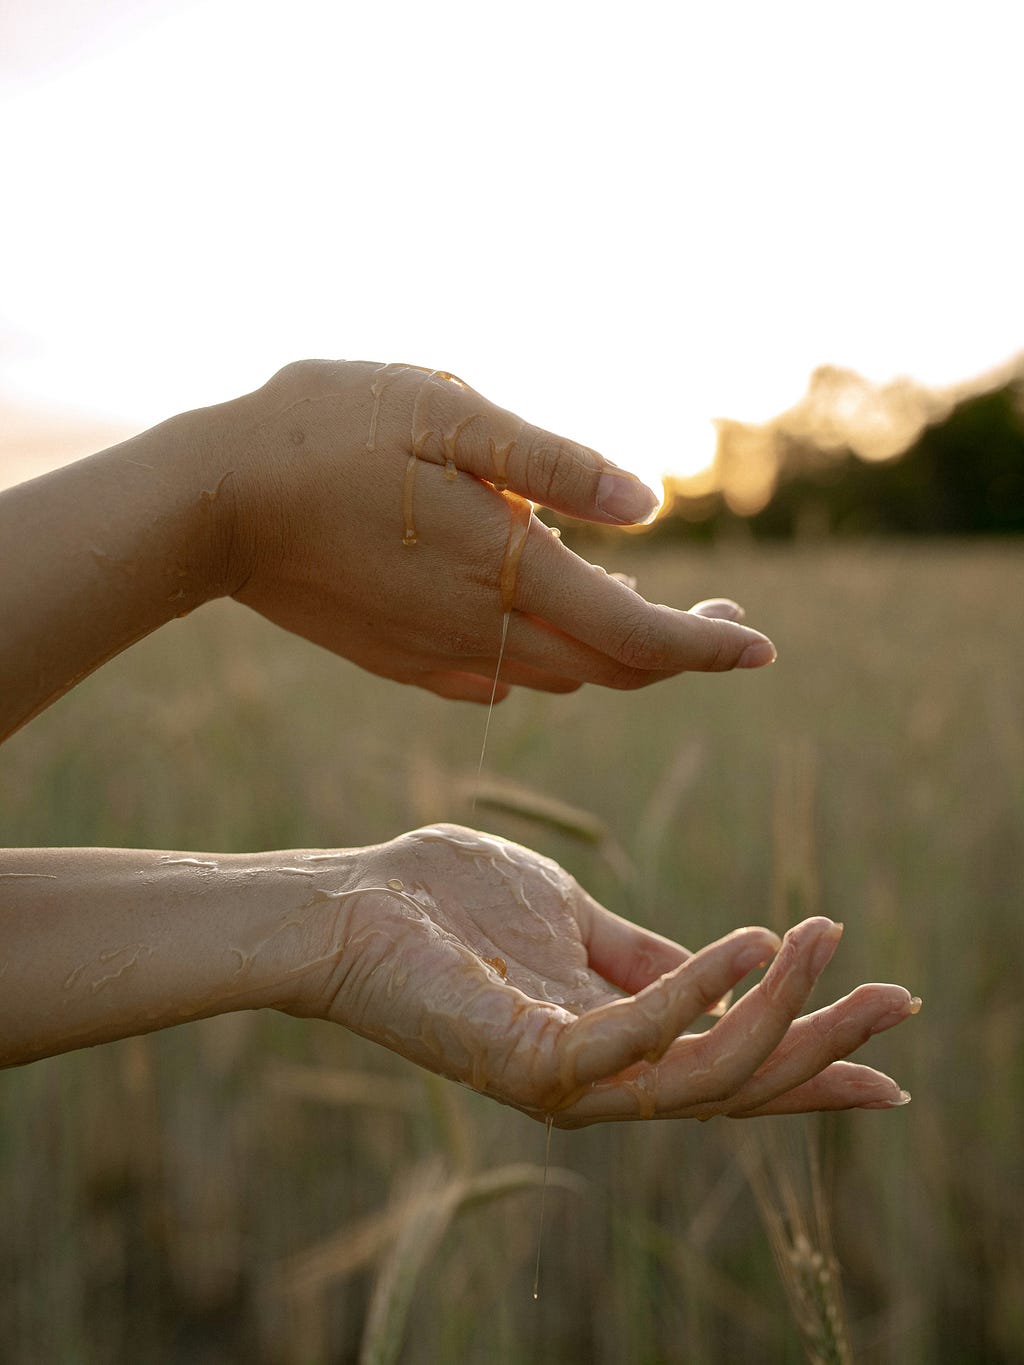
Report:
1,537,1022,1363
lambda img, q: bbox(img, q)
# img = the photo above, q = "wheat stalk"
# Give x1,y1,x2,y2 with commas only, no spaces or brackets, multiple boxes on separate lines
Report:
737,1122,853,1365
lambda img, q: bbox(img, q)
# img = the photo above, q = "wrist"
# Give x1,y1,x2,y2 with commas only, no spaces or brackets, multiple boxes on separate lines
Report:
156,395,259,603
229,847,366,1018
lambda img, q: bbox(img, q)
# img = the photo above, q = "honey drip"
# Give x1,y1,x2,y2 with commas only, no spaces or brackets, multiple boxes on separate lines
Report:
383,379,534,803
498,493,533,614
410,368,469,462
366,363,410,452
489,437,513,493
533,1115,554,1300
474,494,533,808
401,455,418,546
473,610,511,812
368,363,468,454
441,413,475,482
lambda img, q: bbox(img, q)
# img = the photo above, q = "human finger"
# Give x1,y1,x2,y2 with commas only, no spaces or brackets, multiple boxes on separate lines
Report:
435,644,589,692
574,890,694,994
416,672,513,704
379,365,660,524
654,918,844,1106
515,532,777,676
561,918,841,1122
727,1061,912,1116
492,600,758,690
476,609,677,690
689,598,746,623
707,984,921,1117
553,926,781,1098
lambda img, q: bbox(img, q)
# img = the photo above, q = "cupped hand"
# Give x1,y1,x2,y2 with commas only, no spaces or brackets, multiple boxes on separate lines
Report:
287,825,917,1127
214,361,776,702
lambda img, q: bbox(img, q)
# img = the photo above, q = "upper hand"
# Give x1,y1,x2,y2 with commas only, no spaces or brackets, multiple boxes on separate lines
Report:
212,361,776,702
286,824,917,1126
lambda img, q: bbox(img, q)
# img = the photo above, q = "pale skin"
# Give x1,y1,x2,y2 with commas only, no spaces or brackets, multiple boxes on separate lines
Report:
0,360,918,1122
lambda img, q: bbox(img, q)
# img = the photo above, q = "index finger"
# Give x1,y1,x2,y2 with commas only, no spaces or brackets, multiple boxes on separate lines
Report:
574,887,693,994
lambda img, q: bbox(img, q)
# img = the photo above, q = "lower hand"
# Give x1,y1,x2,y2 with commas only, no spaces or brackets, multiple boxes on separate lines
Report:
285,825,918,1127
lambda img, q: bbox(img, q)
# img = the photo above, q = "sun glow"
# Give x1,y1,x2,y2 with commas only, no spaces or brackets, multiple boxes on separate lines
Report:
1,0,1021,494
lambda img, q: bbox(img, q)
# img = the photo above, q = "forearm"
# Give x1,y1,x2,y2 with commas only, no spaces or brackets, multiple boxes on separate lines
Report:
0,846,358,1068
0,408,240,740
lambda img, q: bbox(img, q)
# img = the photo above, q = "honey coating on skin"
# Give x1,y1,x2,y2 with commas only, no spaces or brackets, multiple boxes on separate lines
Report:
219,880,444,984
412,827,560,941
61,942,154,996
625,1069,660,1120
409,369,470,462
372,366,536,619
401,455,419,546
368,363,467,453
489,438,512,493
366,363,415,453
498,493,533,614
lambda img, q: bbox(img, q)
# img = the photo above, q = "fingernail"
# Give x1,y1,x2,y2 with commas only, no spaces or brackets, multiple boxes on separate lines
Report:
596,472,660,524
864,1088,912,1109
738,638,777,668
870,998,921,1034
691,597,744,622
810,922,843,976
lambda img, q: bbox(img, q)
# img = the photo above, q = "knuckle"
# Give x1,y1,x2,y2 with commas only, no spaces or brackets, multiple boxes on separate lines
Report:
613,617,664,672
522,431,592,507
521,435,561,505
264,358,325,392
409,821,473,842
702,620,739,672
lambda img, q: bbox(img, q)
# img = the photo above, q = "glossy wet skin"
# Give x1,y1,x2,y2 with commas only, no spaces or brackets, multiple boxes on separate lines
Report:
288,825,918,1127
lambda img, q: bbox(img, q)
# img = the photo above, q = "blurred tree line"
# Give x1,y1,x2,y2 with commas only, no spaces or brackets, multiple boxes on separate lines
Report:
650,357,1024,542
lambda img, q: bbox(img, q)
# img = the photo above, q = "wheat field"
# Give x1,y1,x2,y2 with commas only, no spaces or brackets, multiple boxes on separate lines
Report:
1,537,1021,1364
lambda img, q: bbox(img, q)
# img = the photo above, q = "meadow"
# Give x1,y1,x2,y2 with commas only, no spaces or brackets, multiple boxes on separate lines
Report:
1,536,1021,1364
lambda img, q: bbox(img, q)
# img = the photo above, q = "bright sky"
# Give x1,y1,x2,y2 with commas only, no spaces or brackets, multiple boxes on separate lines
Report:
2,0,1021,494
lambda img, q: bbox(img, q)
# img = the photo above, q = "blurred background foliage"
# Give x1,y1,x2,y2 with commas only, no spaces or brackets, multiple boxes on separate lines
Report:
565,354,1024,544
